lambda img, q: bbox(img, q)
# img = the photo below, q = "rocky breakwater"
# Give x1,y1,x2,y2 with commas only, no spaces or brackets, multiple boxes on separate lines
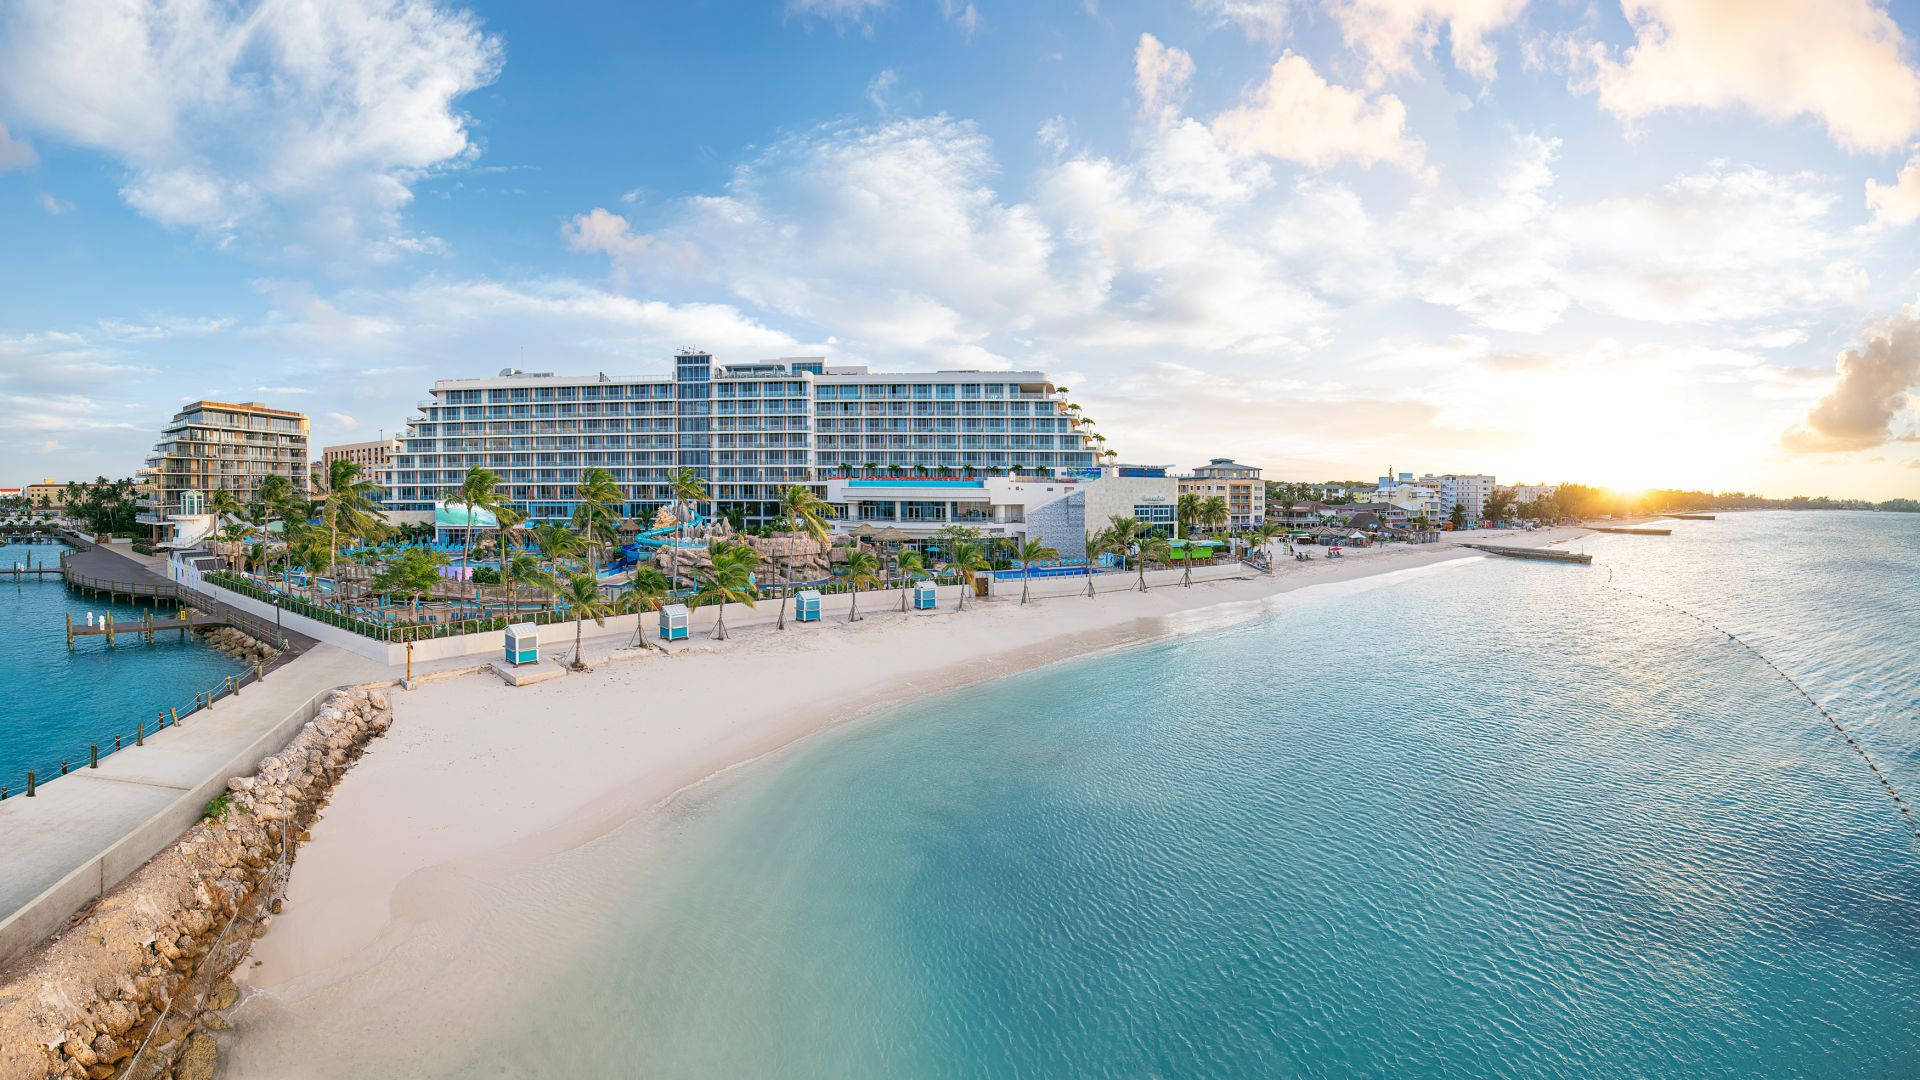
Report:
0,687,393,1080
176,607,279,667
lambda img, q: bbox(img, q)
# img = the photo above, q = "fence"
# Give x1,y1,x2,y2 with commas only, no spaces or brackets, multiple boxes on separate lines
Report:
63,566,290,653
0,665,266,801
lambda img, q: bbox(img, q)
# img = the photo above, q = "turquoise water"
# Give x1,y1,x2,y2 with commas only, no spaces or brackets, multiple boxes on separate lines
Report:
0,542,246,792
471,511,1920,1078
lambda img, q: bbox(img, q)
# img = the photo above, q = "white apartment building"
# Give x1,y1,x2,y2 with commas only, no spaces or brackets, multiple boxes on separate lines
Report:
140,400,310,546
1422,473,1495,522
1374,471,1444,524
385,353,1103,531
1179,458,1265,529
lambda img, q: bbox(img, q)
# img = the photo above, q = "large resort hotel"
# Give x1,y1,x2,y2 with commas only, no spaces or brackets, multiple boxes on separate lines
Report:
383,351,1183,558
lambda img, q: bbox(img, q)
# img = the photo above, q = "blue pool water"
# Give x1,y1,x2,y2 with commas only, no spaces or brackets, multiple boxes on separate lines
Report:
0,542,246,792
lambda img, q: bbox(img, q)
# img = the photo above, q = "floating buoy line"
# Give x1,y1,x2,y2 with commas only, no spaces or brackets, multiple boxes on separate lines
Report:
1601,565,1919,843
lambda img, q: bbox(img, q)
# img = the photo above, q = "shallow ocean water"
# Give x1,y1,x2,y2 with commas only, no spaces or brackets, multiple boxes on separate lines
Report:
242,512,1920,1078
0,541,245,792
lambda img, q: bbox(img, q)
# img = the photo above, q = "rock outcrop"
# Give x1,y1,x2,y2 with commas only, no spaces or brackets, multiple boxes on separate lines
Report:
0,687,393,1079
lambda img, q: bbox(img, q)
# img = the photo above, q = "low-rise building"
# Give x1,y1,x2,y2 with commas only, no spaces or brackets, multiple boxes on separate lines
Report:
1179,458,1264,529
1420,473,1496,522
24,479,73,508
824,462,1179,560
320,438,400,502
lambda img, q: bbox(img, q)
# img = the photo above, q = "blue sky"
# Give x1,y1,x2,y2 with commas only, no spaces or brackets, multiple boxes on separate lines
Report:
3,0,1920,497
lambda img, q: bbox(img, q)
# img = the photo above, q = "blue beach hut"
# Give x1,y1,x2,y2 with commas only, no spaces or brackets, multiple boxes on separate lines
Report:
504,623,538,665
912,580,938,610
659,603,690,641
794,589,822,623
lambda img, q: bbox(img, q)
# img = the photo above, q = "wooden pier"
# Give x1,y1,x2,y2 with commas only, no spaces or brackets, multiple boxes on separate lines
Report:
3,566,61,579
64,608,236,649
1588,526,1671,535
1671,513,1715,520
1460,543,1593,564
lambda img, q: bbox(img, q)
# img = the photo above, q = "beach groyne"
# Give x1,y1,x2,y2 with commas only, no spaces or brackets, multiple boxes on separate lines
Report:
1588,526,1671,535
0,688,394,1080
1458,543,1593,564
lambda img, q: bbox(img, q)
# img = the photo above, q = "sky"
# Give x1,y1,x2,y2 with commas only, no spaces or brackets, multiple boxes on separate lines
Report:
2,0,1920,499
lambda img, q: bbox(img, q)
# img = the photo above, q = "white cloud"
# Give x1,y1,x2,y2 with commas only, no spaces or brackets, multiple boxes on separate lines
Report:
1866,153,1920,226
1212,53,1427,172
1397,132,1566,331
1330,0,1531,83
787,0,890,28
1784,305,1920,451
326,411,362,431
38,192,72,215
38,440,61,454
0,0,503,256
1135,33,1195,129
255,386,312,396
564,207,659,259
0,120,34,171
1568,0,1920,153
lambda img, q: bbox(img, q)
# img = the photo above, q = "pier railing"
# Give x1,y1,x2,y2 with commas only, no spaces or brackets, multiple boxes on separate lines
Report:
63,567,291,651
0,665,267,802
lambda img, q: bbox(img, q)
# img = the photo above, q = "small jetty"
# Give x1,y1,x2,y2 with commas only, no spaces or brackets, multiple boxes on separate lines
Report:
65,609,237,649
1588,526,1670,535
1459,543,1592,564
3,566,62,580
1671,513,1715,520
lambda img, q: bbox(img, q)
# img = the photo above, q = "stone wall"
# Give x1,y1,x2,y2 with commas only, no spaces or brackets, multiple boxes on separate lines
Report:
0,687,393,1080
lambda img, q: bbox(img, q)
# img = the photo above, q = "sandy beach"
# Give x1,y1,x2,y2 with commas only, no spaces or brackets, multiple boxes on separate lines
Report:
226,528,1589,1067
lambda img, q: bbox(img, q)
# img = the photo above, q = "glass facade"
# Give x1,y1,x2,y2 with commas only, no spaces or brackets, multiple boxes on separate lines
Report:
386,356,1101,526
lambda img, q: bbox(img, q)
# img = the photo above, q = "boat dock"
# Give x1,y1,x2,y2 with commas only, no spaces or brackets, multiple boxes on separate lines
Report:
65,609,240,649
1588,526,1671,535
1458,543,1593,564
3,566,62,580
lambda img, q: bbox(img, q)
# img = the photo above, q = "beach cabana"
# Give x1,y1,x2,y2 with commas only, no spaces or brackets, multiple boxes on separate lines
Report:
503,623,538,666
659,603,690,641
794,589,822,623
912,580,938,610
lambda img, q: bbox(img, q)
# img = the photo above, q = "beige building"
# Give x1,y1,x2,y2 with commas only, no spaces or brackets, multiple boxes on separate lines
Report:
23,480,73,508
1179,458,1265,529
140,400,310,546
321,438,399,476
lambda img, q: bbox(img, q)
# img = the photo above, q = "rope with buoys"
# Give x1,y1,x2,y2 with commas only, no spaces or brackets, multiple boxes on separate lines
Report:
1602,565,1918,841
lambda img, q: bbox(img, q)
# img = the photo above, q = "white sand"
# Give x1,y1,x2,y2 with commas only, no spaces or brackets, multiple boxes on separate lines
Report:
233,529,1588,1029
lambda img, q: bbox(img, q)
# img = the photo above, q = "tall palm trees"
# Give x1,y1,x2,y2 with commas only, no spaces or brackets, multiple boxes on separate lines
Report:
1083,531,1101,598
775,483,832,630
1139,536,1171,591
572,467,622,572
842,546,880,622
254,473,294,583
695,539,759,640
443,466,504,604
1015,537,1059,604
1199,495,1230,536
1104,516,1143,591
372,547,448,621
494,504,528,607
1177,491,1201,537
947,539,987,611
546,572,615,670
319,459,388,604
895,547,924,611
620,566,672,649
667,467,709,591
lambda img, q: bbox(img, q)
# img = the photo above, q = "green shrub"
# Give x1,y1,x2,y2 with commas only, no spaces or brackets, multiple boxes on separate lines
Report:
203,793,231,821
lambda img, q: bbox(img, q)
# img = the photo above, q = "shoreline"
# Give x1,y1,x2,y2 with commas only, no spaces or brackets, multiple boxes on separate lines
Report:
231,526,1592,1026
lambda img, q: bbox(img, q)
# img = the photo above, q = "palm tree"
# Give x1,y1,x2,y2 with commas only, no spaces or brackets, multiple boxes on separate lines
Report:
695,539,759,640
947,539,987,611
775,484,832,629
842,545,880,622
1177,491,1202,537
667,467,709,590
1251,522,1283,574
619,566,672,649
207,485,242,524
1014,537,1059,604
572,467,622,571
546,572,615,670
1199,495,1230,536
319,459,388,605
442,466,503,604
371,546,448,621
895,547,924,611
530,523,586,609
255,473,294,574
1104,515,1143,591
1138,536,1171,591
219,522,251,573
1083,531,1102,598
494,504,528,607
